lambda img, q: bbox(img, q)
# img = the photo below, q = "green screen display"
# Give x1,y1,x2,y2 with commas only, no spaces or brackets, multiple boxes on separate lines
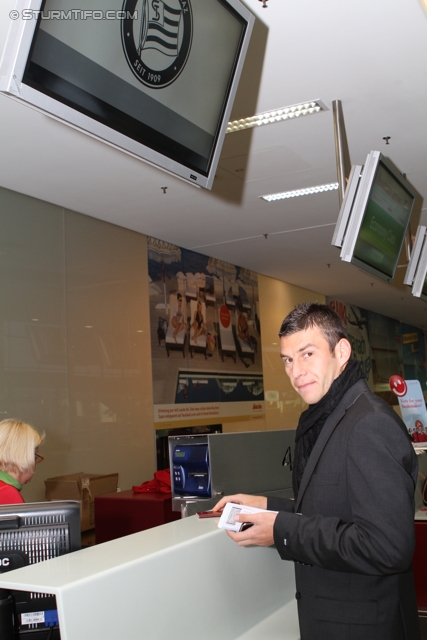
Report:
353,163,413,279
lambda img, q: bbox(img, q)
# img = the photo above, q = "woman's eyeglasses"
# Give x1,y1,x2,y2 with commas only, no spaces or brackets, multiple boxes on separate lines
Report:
35,452,44,464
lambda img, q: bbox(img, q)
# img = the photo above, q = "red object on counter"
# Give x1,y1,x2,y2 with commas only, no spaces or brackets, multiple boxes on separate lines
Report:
132,469,171,493
94,490,180,544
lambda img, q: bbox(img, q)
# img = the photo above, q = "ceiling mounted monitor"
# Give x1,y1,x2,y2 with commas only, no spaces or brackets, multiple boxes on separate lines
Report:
403,225,427,300
0,0,254,189
331,151,417,283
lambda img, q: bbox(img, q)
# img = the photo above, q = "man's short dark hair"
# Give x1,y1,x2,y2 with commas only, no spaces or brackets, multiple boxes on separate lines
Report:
278,302,349,352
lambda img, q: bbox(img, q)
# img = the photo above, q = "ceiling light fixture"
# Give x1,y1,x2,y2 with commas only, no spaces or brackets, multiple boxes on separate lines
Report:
226,100,327,133
260,182,339,202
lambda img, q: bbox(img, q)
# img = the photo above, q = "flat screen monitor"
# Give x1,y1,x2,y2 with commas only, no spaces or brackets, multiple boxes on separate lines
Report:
332,151,417,282
0,500,81,639
403,225,427,300
0,0,254,189
331,164,363,249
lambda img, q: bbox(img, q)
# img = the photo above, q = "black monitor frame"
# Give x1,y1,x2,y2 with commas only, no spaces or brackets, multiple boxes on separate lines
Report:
0,500,81,639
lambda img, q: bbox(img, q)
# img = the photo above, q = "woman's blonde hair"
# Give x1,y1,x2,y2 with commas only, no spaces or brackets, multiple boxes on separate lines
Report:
0,419,45,474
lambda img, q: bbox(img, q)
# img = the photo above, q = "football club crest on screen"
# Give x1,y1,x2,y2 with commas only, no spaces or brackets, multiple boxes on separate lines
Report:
122,0,192,89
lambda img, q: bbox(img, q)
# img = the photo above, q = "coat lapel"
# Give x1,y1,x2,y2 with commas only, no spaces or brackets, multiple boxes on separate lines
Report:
295,379,369,512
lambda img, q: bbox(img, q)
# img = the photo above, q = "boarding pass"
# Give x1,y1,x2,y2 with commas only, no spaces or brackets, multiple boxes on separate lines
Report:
218,502,277,532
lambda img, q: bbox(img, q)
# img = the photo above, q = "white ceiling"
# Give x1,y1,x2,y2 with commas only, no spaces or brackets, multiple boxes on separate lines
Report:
1,0,427,327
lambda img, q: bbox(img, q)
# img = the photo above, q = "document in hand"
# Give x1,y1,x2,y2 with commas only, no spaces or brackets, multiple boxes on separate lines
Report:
218,502,278,532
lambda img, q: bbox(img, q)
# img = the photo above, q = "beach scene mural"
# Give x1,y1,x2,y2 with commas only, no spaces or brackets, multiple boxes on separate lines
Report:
148,237,264,426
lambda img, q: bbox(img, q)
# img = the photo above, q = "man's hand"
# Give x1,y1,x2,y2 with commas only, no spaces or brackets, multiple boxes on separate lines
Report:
213,493,267,513
227,511,277,547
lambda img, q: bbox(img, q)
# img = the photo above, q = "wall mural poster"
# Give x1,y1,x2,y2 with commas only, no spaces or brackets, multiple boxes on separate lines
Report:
356,307,403,401
148,238,264,426
400,323,427,397
328,298,427,405
328,298,404,402
328,299,374,389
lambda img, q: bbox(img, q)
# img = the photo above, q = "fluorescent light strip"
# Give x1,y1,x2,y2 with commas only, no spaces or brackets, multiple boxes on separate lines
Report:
260,183,339,202
226,100,326,133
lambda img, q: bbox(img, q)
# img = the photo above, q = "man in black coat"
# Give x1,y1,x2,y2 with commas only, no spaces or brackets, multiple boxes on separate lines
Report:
214,302,420,639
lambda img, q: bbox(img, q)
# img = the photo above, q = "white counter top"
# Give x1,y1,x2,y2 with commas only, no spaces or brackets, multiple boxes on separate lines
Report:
0,515,299,640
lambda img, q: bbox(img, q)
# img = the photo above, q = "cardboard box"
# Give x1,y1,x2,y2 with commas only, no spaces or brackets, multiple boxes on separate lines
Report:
81,529,97,548
45,472,119,531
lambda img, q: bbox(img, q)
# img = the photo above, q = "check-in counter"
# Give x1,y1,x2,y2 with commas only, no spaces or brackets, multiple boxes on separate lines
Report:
0,515,299,640
413,451,427,609
169,430,295,516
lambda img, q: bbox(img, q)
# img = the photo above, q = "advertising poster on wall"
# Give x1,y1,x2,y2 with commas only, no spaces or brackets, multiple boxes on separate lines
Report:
148,237,264,427
390,376,427,446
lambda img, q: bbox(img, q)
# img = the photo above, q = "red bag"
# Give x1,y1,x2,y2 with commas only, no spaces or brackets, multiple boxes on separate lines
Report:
132,469,171,494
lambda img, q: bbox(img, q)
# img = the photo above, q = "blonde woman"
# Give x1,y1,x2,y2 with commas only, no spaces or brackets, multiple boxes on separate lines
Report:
0,419,45,504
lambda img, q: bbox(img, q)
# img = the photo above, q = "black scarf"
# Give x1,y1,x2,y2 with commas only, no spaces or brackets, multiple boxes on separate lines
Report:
292,358,364,498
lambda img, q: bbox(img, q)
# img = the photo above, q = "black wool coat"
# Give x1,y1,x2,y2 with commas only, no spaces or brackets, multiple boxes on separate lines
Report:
268,379,420,640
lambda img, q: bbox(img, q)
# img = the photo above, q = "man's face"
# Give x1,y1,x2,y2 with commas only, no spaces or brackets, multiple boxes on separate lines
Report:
280,325,349,405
